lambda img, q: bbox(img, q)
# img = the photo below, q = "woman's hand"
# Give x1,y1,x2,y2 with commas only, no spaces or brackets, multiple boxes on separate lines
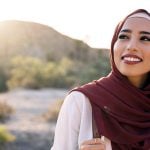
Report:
80,138,106,150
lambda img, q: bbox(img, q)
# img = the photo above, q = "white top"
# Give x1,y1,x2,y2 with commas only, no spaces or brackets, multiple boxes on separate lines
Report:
51,91,112,150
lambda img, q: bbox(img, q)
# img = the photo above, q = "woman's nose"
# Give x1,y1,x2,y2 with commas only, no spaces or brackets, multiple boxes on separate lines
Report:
126,39,138,51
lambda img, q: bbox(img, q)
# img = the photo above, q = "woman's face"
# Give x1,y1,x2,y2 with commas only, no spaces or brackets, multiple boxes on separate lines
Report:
113,16,150,86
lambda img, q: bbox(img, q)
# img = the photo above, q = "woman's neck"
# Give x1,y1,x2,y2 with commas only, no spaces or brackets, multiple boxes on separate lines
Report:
127,74,148,88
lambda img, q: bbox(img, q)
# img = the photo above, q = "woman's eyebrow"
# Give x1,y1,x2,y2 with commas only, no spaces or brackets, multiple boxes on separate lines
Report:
140,31,150,35
120,30,150,35
120,29,131,33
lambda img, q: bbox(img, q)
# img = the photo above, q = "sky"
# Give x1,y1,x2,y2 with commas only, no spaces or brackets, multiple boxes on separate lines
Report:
0,0,149,49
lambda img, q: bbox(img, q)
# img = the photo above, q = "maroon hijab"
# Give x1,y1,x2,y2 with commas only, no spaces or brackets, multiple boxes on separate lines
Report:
72,9,150,150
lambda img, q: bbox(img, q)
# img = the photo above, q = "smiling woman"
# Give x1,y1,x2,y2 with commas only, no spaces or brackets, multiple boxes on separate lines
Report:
51,9,150,150
114,15,150,88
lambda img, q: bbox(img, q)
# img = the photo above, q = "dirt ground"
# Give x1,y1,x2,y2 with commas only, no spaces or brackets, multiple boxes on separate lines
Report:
0,88,68,150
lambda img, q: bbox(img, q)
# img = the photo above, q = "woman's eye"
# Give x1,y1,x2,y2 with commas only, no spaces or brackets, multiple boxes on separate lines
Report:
118,34,129,40
140,36,150,41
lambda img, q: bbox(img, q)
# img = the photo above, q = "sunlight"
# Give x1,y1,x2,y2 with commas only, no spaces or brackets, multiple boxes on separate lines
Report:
0,0,149,48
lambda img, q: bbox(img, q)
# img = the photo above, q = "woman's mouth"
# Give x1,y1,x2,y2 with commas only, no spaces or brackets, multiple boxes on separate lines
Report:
121,54,143,64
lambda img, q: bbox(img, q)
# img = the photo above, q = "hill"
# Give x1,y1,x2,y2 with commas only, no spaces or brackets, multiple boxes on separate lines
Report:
0,20,110,91
0,20,109,60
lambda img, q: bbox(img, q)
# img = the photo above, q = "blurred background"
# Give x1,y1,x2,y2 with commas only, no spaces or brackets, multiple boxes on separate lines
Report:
0,0,149,149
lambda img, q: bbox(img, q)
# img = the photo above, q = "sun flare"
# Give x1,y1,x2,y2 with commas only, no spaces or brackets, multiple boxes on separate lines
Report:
0,0,149,48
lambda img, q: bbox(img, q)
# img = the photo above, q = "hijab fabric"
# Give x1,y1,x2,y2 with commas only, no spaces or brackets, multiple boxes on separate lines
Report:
71,9,150,150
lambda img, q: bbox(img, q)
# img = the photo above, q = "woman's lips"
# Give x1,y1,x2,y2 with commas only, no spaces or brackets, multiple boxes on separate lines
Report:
121,54,143,65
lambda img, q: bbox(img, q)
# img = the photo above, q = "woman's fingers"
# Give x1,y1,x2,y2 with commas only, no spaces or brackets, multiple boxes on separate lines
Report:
81,138,104,145
80,138,106,150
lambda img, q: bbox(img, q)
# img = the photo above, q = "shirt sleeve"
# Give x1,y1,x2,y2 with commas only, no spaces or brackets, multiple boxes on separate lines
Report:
50,91,93,150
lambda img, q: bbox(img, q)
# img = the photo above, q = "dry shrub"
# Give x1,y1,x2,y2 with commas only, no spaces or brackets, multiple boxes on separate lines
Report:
0,101,14,121
43,99,64,122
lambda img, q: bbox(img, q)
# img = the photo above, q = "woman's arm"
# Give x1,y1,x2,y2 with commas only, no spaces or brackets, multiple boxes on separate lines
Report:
51,91,92,150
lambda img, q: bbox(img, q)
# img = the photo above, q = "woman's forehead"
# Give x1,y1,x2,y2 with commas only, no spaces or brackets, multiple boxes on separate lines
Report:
119,12,150,32
122,17,150,30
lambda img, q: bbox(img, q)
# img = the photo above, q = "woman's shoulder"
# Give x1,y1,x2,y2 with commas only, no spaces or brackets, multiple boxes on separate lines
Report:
64,91,92,113
67,91,87,101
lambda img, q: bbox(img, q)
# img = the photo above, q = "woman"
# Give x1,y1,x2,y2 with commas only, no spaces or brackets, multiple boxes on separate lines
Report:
51,9,150,150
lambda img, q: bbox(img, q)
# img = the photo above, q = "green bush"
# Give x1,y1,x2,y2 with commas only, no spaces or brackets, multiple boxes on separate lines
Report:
0,65,9,92
0,72,8,92
7,56,44,89
7,54,110,89
8,56,76,89
0,125,16,144
43,57,75,88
